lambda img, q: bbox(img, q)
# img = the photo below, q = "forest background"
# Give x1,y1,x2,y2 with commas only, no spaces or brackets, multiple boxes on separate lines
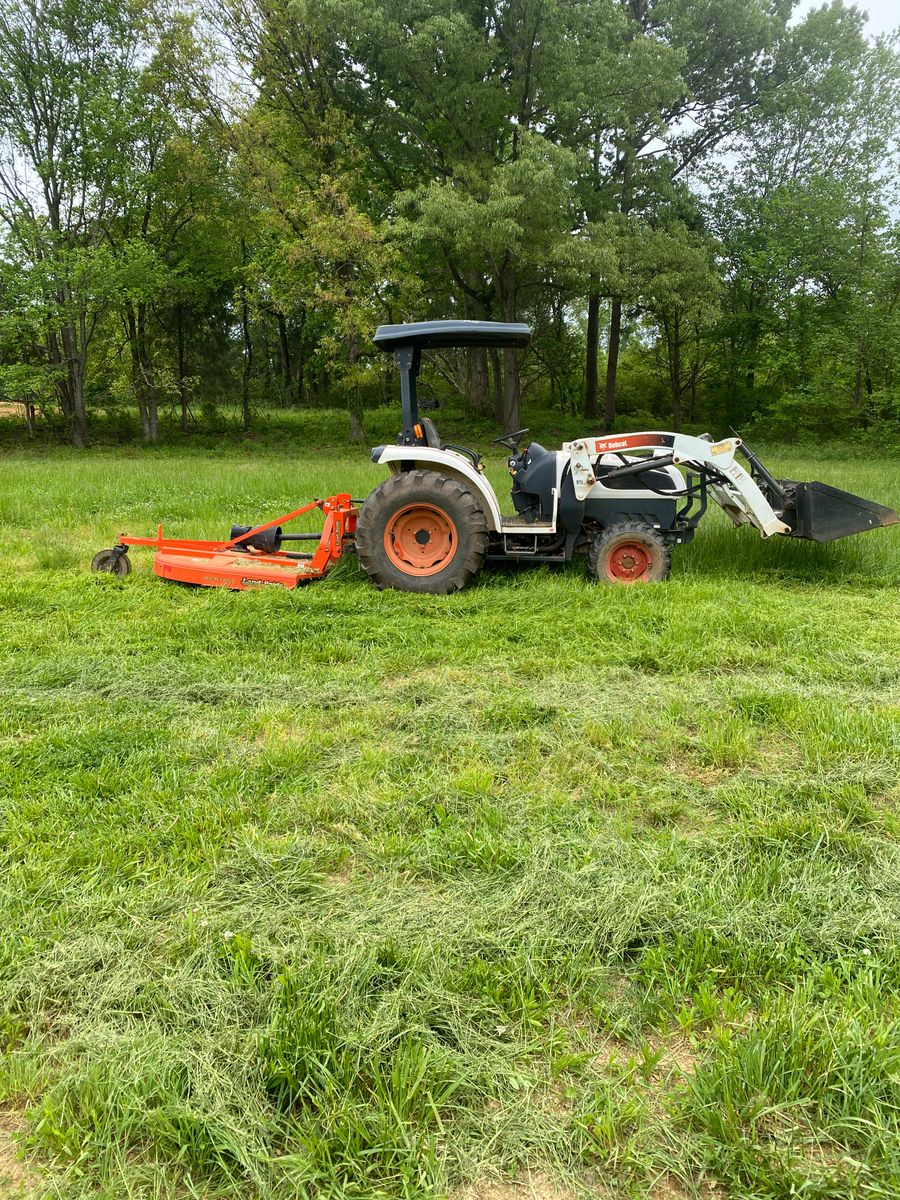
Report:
1,0,898,446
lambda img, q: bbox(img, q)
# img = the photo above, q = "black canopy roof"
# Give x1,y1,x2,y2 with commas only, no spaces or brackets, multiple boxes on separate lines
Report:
374,320,532,352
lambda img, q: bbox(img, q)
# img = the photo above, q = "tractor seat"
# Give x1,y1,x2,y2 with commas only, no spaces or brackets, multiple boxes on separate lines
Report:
419,417,482,469
420,417,442,449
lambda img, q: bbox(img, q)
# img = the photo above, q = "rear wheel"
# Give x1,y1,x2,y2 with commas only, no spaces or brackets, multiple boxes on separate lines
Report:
356,470,488,594
588,523,671,585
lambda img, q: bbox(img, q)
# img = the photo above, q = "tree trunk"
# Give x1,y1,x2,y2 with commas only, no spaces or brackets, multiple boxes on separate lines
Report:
240,294,252,433
276,312,292,406
70,351,89,446
55,370,89,447
466,347,491,416
600,148,633,435
853,334,869,410
668,310,682,432
47,331,71,439
177,304,190,431
854,198,870,410
72,394,88,446
495,265,520,434
238,240,254,431
490,348,503,423
294,304,307,405
584,290,601,421
689,325,700,422
604,298,622,432
126,308,145,438
126,307,148,439
295,354,305,407
54,322,90,447
349,408,365,441
138,303,158,441
347,328,365,442
499,347,521,435
463,282,491,416
125,304,158,442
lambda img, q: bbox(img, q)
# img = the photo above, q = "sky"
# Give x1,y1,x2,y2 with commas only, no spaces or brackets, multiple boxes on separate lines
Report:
793,0,898,38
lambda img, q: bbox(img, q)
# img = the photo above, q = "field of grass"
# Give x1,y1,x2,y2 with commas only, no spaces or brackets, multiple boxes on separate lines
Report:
1,430,899,1199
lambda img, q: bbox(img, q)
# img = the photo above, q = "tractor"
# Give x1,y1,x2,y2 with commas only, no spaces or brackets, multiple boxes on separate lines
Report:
354,320,898,592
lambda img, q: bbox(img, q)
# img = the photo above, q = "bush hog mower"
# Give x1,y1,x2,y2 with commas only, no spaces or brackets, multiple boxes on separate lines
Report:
92,320,898,592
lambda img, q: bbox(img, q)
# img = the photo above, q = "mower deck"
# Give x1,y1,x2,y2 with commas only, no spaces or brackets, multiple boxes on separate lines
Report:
152,548,322,590
93,495,358,589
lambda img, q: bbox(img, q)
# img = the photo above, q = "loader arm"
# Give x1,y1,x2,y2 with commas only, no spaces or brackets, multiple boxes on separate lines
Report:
565,433,791,538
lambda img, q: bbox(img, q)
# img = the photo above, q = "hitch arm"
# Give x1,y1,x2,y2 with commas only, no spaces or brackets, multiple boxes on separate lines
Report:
600,454,676,482
735,440,785,505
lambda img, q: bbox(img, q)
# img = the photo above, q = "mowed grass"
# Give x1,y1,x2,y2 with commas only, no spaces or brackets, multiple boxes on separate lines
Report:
1,435,899,1199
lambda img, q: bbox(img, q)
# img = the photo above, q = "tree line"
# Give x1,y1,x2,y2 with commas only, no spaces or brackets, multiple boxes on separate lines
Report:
0,0,898,446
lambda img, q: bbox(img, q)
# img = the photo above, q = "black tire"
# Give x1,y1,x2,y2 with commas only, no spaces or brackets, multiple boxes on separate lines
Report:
356,470,488,594
588,522,671,585
91,548,131,577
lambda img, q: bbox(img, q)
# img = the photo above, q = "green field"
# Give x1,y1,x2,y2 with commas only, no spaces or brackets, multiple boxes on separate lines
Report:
1,435,900,1199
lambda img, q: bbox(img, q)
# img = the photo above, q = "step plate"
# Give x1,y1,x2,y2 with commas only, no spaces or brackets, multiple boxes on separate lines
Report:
499,517,556,534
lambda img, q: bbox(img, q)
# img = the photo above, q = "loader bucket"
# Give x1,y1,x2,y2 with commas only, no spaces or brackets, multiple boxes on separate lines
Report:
781,480,899,543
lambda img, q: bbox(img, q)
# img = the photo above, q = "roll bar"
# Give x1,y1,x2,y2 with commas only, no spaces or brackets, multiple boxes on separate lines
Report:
374,320,532,440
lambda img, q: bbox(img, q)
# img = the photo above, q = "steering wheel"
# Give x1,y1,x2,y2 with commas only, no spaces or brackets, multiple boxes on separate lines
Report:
491,427,530,452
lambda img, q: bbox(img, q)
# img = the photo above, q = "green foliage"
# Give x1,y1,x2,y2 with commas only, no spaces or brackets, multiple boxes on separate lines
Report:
1,0,898,443
704,5,900,435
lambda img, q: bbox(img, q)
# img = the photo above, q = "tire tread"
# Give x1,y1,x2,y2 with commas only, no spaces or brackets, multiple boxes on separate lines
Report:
356,469,488,594
588,521,671,584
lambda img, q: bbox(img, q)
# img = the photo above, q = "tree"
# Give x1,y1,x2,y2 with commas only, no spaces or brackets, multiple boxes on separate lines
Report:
630,222,720,429
103,16,230,441
0,0,148,444
705,5,900,432
0,0,898,446
207,0,411,440
315,0,622,432
573,0,792,429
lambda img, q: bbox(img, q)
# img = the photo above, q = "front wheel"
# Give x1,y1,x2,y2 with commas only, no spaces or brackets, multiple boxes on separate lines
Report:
356,470,488,594
588,523,671,584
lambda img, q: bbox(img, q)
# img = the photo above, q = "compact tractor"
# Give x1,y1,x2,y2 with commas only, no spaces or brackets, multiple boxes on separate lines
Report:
92,320,898,592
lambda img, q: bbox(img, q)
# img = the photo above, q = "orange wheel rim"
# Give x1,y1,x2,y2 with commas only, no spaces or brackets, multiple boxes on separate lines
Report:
384,503,457,576
606,539,652,582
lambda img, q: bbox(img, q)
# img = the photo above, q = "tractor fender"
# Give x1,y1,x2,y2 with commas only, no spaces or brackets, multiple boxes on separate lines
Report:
371,445,504,531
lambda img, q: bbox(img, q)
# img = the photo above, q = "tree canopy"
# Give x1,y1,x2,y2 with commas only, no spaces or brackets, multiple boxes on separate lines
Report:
0,0,897,443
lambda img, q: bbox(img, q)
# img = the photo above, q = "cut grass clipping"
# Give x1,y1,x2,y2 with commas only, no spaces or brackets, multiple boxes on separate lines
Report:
0,439,899,1198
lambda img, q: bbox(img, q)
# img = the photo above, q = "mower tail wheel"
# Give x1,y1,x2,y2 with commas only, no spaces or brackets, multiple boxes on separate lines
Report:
91,548,131,577
356,469,488,594
589,522,671,585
